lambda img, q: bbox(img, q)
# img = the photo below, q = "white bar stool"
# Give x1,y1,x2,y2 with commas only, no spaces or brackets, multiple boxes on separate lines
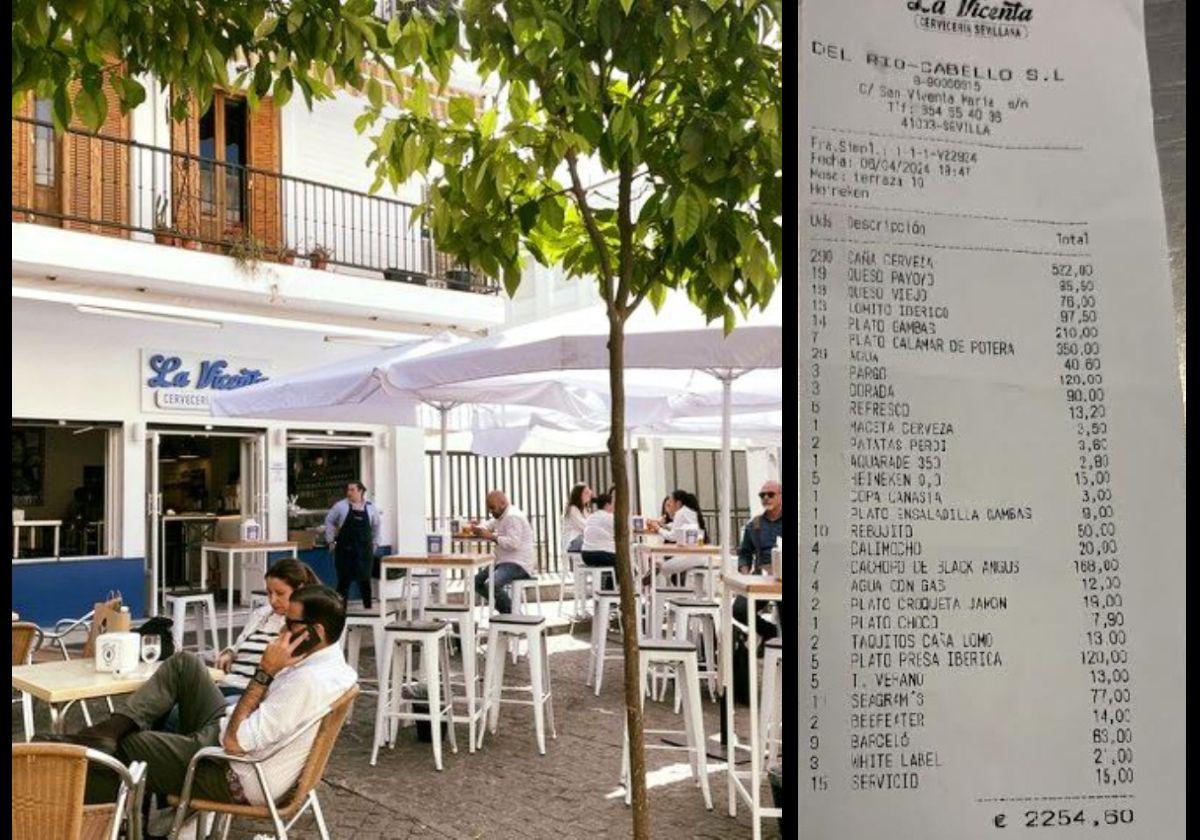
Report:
760,637,783,766
343,605,400,713
371,619,457,770
405,571,443,620
163,590,220,657
424,603,485,753
665,597,721,707
508,577,543,662
477,614,556,755
588,589,643,696
619,638,713,811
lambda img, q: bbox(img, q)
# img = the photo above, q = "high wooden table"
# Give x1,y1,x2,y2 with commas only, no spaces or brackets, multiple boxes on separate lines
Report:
12,658,225,734
638,544,724,638
200,541,298,649
380,552,495,753
720,572,783,840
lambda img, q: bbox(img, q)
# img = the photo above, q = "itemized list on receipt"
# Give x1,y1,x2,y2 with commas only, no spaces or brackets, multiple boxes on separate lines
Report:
799,2,1185,838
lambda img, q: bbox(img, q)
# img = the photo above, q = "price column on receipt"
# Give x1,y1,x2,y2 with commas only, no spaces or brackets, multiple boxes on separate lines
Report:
799,1,1185,838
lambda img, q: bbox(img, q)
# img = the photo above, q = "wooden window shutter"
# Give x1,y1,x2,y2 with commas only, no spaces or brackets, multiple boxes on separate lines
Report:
11,96,34,220
63,69,130,236
169,94,202,241
247,98,282,251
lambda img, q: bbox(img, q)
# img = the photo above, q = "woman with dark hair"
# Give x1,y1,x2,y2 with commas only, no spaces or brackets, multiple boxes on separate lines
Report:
580,489,617,587
649,489,708,583
561,483,593,553
214,557,320,701
659,495,673,526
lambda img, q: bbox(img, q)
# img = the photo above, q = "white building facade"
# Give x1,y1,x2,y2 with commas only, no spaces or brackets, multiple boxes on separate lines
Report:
11,58,778,624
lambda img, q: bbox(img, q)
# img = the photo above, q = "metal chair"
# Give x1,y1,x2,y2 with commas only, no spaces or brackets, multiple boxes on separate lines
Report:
12,742,147,840
168,686,360,840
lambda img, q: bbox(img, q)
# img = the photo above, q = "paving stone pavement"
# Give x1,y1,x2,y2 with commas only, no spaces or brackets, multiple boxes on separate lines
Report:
15,629,784,839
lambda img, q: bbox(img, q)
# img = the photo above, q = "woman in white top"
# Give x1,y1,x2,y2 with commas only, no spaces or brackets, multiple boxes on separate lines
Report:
580,490,617,589
214,557,319,700
648,489,709,582
561,483,593,553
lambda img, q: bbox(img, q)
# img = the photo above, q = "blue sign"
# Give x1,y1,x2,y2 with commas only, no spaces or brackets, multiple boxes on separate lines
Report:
146,354,269,391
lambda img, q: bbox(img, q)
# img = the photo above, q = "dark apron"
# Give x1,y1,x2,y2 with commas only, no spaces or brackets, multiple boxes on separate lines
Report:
336,505,374,578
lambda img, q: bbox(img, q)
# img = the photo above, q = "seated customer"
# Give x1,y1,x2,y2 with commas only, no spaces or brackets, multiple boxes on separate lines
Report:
471,490,536,614
733,481,785,643
215,558,319,701
561,483,592,553
66,585,356,810
646,489,708,586
580,490,617,588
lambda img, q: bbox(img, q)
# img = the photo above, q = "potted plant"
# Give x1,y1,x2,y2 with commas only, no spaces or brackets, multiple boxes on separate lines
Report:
278,246,298,266
153,196,179,247
308,244,333,271
229,235,268,276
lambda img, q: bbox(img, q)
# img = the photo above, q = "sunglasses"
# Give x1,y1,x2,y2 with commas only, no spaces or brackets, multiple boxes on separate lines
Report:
758,492,777,499
284,618,314,632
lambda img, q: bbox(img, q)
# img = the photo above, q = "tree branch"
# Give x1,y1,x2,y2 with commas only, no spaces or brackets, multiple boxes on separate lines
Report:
566,149,616,307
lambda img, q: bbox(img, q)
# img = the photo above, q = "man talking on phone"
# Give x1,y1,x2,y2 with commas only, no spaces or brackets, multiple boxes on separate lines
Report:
57,585,357,819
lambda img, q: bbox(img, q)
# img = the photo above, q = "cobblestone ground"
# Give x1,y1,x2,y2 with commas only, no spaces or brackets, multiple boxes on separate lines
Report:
15,628,783,839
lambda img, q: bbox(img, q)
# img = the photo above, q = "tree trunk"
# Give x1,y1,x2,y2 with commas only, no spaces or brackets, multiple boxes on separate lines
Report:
609,314,651,838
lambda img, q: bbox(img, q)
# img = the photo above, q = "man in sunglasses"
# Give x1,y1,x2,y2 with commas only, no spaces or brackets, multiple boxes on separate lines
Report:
733,480,785,643
739,480,784,574
57,585,356,830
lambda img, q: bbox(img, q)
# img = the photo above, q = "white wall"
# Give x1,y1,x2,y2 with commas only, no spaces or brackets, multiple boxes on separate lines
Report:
11,298,428,558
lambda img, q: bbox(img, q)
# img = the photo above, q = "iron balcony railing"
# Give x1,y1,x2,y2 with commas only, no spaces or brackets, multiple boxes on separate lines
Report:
11,116,498,295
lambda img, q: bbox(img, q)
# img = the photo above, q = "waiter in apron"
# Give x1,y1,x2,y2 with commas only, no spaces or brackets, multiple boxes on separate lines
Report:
324,481,381,609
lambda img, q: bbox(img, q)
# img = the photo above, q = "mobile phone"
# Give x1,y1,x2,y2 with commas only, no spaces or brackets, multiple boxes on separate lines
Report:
291,624,322,656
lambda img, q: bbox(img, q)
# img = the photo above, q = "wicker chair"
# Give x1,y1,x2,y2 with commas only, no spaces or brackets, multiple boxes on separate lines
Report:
12,742,147,840
12,621,44,741
168,685,359,839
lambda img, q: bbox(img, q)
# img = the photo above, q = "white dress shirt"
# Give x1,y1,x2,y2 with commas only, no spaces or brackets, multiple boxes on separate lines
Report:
658,505,700,543
581,509,616,554
483,505,536,575
221,643,357,805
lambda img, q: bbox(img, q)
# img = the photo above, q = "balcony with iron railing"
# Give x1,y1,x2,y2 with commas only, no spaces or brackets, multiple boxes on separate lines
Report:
11,116,498,295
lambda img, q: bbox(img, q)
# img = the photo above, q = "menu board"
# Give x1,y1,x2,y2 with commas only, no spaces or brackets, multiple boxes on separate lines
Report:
799,2,1186,837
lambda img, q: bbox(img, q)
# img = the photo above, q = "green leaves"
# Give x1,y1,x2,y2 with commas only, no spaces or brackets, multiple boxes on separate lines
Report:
74,83,107,131
672,186,706,245
449,96,476,125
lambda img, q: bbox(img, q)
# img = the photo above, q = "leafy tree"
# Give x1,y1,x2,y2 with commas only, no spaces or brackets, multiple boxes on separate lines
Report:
12,0,381,125
351,2,781,834
12,1,781,834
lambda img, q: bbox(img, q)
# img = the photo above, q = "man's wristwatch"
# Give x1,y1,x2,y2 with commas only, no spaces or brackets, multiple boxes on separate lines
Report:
252,668,274,687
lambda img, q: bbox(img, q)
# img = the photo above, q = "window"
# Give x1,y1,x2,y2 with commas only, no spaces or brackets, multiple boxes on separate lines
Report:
33,99,56,188
286,444,369,551
12,421,116,560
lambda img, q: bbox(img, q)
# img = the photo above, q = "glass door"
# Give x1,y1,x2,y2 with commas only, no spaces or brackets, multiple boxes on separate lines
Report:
145,431,162,616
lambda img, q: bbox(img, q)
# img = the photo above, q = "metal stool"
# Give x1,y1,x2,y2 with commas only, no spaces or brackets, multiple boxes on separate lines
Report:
424,603,486,753
508,577,543,662
478,615,556,755
588,589,644,697
163,590,220,657
343,605,400,713
371,619,457,770
665,597,720,707
620,638,713,810
405,571,443,620
760,637,783,766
